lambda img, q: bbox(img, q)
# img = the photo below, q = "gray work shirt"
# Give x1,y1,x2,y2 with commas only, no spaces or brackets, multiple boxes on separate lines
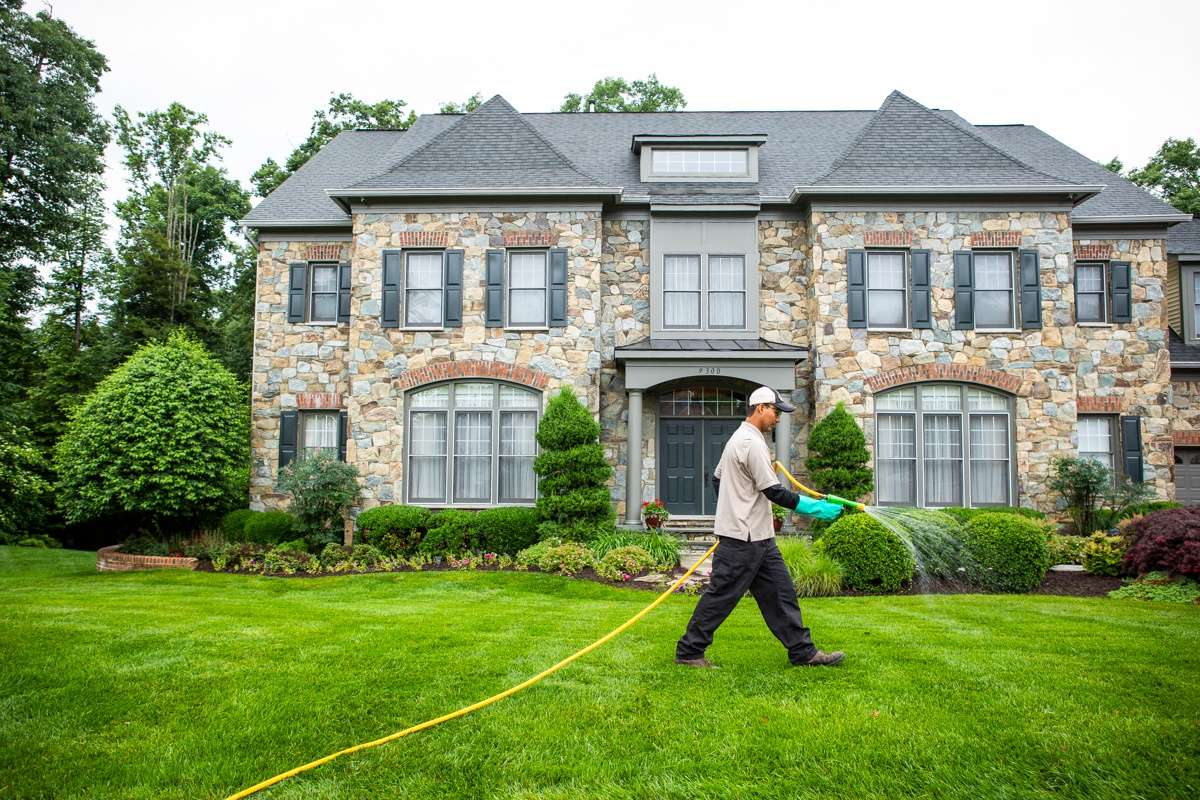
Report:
712,421,779,542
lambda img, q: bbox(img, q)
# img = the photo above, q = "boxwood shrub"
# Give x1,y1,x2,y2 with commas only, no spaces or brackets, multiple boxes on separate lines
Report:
219,509,255,540
356,505,432,556
961,512,1051,591
242,510,299,546
419,509,483,556
817,514,914,593
940,506,1046,524
473,507,539,555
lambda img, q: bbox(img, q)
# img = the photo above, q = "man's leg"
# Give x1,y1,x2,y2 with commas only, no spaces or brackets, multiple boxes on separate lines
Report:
676,539,761,661
747,540,817,664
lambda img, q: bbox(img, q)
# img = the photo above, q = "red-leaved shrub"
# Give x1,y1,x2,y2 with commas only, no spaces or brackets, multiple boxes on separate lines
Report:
1121,507,1200,578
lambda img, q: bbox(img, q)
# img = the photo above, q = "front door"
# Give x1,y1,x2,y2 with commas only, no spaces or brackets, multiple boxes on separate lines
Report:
660,419,742,515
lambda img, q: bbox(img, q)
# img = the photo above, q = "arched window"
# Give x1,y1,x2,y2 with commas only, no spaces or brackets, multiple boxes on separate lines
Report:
405,381,541,505
874,383,1014,508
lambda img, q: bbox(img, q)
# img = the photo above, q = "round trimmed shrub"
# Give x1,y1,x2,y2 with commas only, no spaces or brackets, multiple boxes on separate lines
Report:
961,512,1051,591
595,545,656,581
243,510,299,546
473,506,539,555
356,505,432,556
220,509,254,540
818,514,914,593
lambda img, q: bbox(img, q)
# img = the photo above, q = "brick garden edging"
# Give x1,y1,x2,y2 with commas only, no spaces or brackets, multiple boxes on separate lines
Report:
96,544,198,572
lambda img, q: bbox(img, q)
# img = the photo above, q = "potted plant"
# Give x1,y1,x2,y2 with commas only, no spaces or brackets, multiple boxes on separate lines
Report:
772,504,789,533
641,499,669,529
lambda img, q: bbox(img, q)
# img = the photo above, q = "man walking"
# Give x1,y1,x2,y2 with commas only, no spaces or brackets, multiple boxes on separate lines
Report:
675,386,846,668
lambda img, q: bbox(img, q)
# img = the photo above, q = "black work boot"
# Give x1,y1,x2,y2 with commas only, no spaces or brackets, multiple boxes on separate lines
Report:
675,656,719,668
793,650,845,667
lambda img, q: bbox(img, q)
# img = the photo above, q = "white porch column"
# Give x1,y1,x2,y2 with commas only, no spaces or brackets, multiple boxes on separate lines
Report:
625,389,644,525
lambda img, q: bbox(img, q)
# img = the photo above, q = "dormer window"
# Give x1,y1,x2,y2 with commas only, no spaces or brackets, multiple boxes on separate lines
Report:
633,134,764,183
651,149,749,177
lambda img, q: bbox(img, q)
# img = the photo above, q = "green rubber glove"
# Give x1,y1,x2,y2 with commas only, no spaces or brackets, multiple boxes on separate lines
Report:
794,495,844,521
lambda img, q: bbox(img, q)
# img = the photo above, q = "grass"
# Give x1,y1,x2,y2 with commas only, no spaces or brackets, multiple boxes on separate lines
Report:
1,546,1198,800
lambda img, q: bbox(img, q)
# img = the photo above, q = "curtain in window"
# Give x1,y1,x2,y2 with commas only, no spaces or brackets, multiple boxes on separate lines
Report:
969,414,1009,504
499,411,537,501
867,253,906,327
405,253,443,326
663,255,700,327
509,252,547,326
877,414,916,505
1078,416,1114,471
454,411,492,501
302,412,338,458
310,265,338,322
973,253,1013,327
708,255,745,327
408,411,447,501
923,414,963,505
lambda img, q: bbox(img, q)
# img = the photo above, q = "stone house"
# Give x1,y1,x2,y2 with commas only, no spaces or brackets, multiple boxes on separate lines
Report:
241,91,1193,526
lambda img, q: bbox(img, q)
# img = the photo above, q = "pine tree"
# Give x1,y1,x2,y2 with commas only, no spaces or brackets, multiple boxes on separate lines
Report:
805,402,873,501
533,387,614,542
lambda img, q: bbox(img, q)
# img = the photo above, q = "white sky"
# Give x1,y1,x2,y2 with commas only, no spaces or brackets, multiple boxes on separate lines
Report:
34,0,1200,227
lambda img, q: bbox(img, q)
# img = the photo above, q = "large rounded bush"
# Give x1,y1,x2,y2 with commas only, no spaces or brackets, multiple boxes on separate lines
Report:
818,513,914,593
54,331,248,532
473,507,539,555
243,510,299,546
961,512,1051,591
356,504,432,556
220,509,254,540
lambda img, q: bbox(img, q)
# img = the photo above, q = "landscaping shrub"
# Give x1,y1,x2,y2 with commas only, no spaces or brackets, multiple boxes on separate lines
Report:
595,545,656,581
274,538,310,554
516,539,556,569
220,509,255,541
215,543,267,572
805,402,873,502
1121,507,1200,578
939,506,1046,524
1122,500,1182,519
817,514,914,593
278,451,359,550
356,505,431,556
776,536,843,597
590,530,681,570
961,512,1051,592
0,422,52,544
419,509,482,556
1047,534,1086,565
881,508,967,580
263,545,319,575
121,535,169,556
473,506,539,555
14,534,60,548
1082,532,1125,577
319,542,352,569
1108,571,1200,604
243,510,299,546
533,388,614,543
1048,457,1152,535
350,543,386,569
54,331,248,534
537,542,594,575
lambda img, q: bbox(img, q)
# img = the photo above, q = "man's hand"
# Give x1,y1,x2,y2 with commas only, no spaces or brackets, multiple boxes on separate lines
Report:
794,495,844,521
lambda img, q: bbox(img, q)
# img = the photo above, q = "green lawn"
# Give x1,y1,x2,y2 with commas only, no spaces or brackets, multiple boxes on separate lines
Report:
1,546,1197,800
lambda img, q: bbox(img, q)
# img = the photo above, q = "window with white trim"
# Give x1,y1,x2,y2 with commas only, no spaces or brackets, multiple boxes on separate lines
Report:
875,384,1013,507
309,264,339,323
508,251,548,327
404,251,443,327
1075,262,1107,323
973,252,1015,329
651,149,749,176
299,411,338,460
663,254,701,328
1077,415,1116,473
867,251,907,328
405,382,541,505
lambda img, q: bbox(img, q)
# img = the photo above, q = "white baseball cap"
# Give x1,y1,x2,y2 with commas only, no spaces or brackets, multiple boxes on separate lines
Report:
748,386,795,413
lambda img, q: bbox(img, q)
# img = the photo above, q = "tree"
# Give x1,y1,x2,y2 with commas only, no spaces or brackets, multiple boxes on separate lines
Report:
805,402,873,502
560,74,686,113
533,388,614,542
439,93,482,114
54,330,249,534
1127,137,1200,214
251,92,417,197
0,422,52,543
42,177,106,351
1103,157,1123,174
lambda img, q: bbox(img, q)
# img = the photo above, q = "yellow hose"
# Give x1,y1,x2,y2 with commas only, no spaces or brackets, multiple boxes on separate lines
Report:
773,461,867,512
225,540,719,800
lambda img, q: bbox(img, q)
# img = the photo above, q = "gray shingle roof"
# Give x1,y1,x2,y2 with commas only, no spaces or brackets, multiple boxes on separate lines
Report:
1170,329,1200,365
243,91,1185,227
1168,218,1200,255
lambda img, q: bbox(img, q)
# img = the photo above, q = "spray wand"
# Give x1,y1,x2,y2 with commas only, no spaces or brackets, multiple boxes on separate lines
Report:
772,460,867,513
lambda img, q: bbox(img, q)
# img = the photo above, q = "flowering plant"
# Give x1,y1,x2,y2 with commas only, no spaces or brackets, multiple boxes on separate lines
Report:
641,499,669,527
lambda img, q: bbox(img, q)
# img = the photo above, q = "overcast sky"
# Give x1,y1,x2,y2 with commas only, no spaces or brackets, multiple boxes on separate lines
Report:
38,0,1200,224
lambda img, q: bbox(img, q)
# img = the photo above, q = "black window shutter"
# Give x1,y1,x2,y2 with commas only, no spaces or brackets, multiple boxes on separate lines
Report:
1121,415,1143,483
847,250,866,329
1111,261,1132,323
337,262,351,324
549,248,568,326
381,251,401,328
1019,249,1042,329
954,251,974,329
338,410,348,463
443,249,463,328
279,410,298,471
909,249,932,329
288,263,307,323
485,250,504,326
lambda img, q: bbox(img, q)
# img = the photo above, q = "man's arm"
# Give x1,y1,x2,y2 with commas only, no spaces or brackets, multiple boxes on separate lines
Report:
762,482,800,508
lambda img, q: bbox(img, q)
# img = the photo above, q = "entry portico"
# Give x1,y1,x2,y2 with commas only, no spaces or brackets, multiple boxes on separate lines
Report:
614,337,807,525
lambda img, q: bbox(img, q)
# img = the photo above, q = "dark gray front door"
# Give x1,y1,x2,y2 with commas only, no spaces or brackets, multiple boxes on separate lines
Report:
661,418,742,515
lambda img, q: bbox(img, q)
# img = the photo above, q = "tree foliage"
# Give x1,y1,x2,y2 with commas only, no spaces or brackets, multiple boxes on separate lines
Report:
805,402,873,501
560,74,686,113
533,388,614,542
439,93,483,114
54,330,249,533
0,422,52,542
1106,137,1200,214
251,92,417,197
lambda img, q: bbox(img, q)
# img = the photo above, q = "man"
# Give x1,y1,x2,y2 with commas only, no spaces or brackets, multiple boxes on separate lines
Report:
675,386,847,669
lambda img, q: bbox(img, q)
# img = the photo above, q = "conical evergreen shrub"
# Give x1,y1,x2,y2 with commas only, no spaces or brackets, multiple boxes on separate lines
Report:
805,402,873,501
533,387,614,542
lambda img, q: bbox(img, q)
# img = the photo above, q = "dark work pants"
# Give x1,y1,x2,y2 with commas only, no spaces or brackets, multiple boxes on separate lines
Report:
676,537,817,665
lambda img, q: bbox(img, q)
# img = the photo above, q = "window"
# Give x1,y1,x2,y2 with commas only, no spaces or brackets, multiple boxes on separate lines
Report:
875,384,1013,507
973,252,1015,329
651,219,756,337
1184,266,1200,344
1078,415,1116,473
299,411,338,460
708,256,745,328
867,251,907,328
405,251,443,327
508,251,548,327
405,382,540,505
651,149,749,176
663,255,701,328
309,264,339,323
1075,262,1107,323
